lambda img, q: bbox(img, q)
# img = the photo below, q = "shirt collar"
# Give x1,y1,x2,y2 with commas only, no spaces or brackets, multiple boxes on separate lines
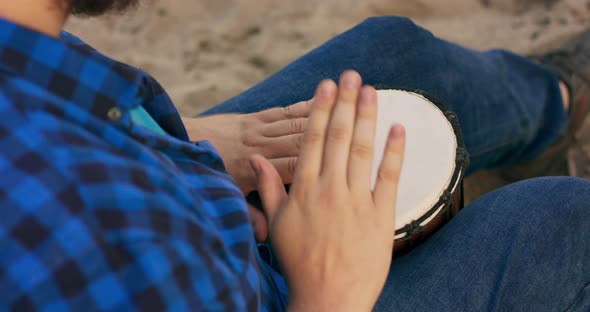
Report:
0,17,145,121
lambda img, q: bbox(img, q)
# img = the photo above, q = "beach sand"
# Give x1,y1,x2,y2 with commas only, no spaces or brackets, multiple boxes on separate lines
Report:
66,0,590,200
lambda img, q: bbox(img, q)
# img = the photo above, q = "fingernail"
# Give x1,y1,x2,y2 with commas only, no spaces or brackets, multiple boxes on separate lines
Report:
389,124,405,139
342,72,360,90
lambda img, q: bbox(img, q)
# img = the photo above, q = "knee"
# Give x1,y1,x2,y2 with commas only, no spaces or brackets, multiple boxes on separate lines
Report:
467,177,590,253
359,16,417,31
357,16,433,43
349,16,441,87
505,177,590,227
518,176,590,203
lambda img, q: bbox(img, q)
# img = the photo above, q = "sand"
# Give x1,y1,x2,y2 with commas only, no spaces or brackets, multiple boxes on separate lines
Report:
65,0,590,200
65,0,590,114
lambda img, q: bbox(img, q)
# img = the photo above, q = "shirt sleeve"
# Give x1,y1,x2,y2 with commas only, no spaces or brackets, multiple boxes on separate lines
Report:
0,133,261,311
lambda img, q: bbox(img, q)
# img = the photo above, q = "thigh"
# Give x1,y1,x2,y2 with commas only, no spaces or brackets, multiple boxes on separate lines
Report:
202,17,567,172
374,177,590,312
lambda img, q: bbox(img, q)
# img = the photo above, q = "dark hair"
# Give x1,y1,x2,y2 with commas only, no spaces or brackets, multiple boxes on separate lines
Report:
68,0,138,16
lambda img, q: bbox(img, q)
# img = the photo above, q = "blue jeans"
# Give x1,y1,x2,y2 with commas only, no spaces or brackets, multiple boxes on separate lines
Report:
205,17,590,311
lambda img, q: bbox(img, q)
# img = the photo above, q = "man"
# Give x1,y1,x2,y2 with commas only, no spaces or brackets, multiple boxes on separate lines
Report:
0,0,588,311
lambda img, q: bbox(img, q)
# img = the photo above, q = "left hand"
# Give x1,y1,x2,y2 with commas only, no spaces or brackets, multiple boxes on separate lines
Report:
182,101,311,241
182,100,311,194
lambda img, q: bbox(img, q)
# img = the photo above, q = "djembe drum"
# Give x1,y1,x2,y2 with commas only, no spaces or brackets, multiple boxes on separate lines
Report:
373,89,469,257
248,88,469,260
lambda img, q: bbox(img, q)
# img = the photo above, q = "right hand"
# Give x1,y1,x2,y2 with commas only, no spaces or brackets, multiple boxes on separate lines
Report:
250,71,406,311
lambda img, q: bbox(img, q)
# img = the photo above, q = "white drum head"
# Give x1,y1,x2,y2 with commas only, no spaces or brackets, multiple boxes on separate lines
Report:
371,90,457,230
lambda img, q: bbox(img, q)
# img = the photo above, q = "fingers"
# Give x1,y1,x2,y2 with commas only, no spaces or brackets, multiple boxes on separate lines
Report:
321,71,362,176
347,86,378,189
250,154,288,223
247,204,269,243
257,99,313,123
261,118,308,138
270,157,298,185
258,133,303,159
373,125,406,210
292,79,337,183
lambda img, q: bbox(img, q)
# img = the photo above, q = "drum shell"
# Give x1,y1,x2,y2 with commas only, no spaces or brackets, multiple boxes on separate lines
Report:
374,88,469,258
392,181,464,258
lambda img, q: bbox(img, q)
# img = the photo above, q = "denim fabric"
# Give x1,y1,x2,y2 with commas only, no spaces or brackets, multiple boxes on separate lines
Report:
375,176,590,311
205,16,590,311
204,17,568,176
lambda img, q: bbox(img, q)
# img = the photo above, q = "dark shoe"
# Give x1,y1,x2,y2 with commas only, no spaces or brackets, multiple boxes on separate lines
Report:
501,29,590,180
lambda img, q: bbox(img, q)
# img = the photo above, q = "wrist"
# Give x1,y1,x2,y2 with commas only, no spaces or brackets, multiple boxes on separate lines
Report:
181,116,210,142
287,292,373,312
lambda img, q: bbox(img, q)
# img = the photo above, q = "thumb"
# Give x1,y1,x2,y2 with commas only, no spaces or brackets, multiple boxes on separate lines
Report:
247,204,269,243
249,154,287,223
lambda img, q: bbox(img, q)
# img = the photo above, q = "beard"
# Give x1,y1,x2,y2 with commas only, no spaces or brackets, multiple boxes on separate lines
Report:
69,0,139,16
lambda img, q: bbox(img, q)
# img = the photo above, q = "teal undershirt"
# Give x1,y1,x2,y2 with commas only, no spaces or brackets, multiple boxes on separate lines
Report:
129,105,168,136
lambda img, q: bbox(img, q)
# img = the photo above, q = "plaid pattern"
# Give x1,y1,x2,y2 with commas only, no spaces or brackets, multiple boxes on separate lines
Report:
0,18,287,311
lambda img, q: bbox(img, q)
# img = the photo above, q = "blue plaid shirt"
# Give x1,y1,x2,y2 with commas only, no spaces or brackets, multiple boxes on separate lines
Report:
0,18,287,311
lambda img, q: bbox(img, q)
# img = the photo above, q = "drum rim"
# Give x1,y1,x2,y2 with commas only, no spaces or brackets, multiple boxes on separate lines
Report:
374,86,470,241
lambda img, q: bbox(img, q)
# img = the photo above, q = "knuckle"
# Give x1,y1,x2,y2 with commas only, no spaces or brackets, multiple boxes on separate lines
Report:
327,126,351,142
326,189,345,204
384,149,403,167
378,162,401,182
240,115,259,133
297,100,312,117
350,143,373,159
242,134,261,148
281,105,294,117
289,118,305,133
239,115,250,130
253,109,270,122
295,134,305,151
290,185,308,201
357,106,376,119
304,130,324,145
288,158,298,177
265,108,281,119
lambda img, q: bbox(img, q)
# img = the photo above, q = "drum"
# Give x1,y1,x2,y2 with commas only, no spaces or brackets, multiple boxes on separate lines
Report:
374,89,469,257
248,89,469,262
